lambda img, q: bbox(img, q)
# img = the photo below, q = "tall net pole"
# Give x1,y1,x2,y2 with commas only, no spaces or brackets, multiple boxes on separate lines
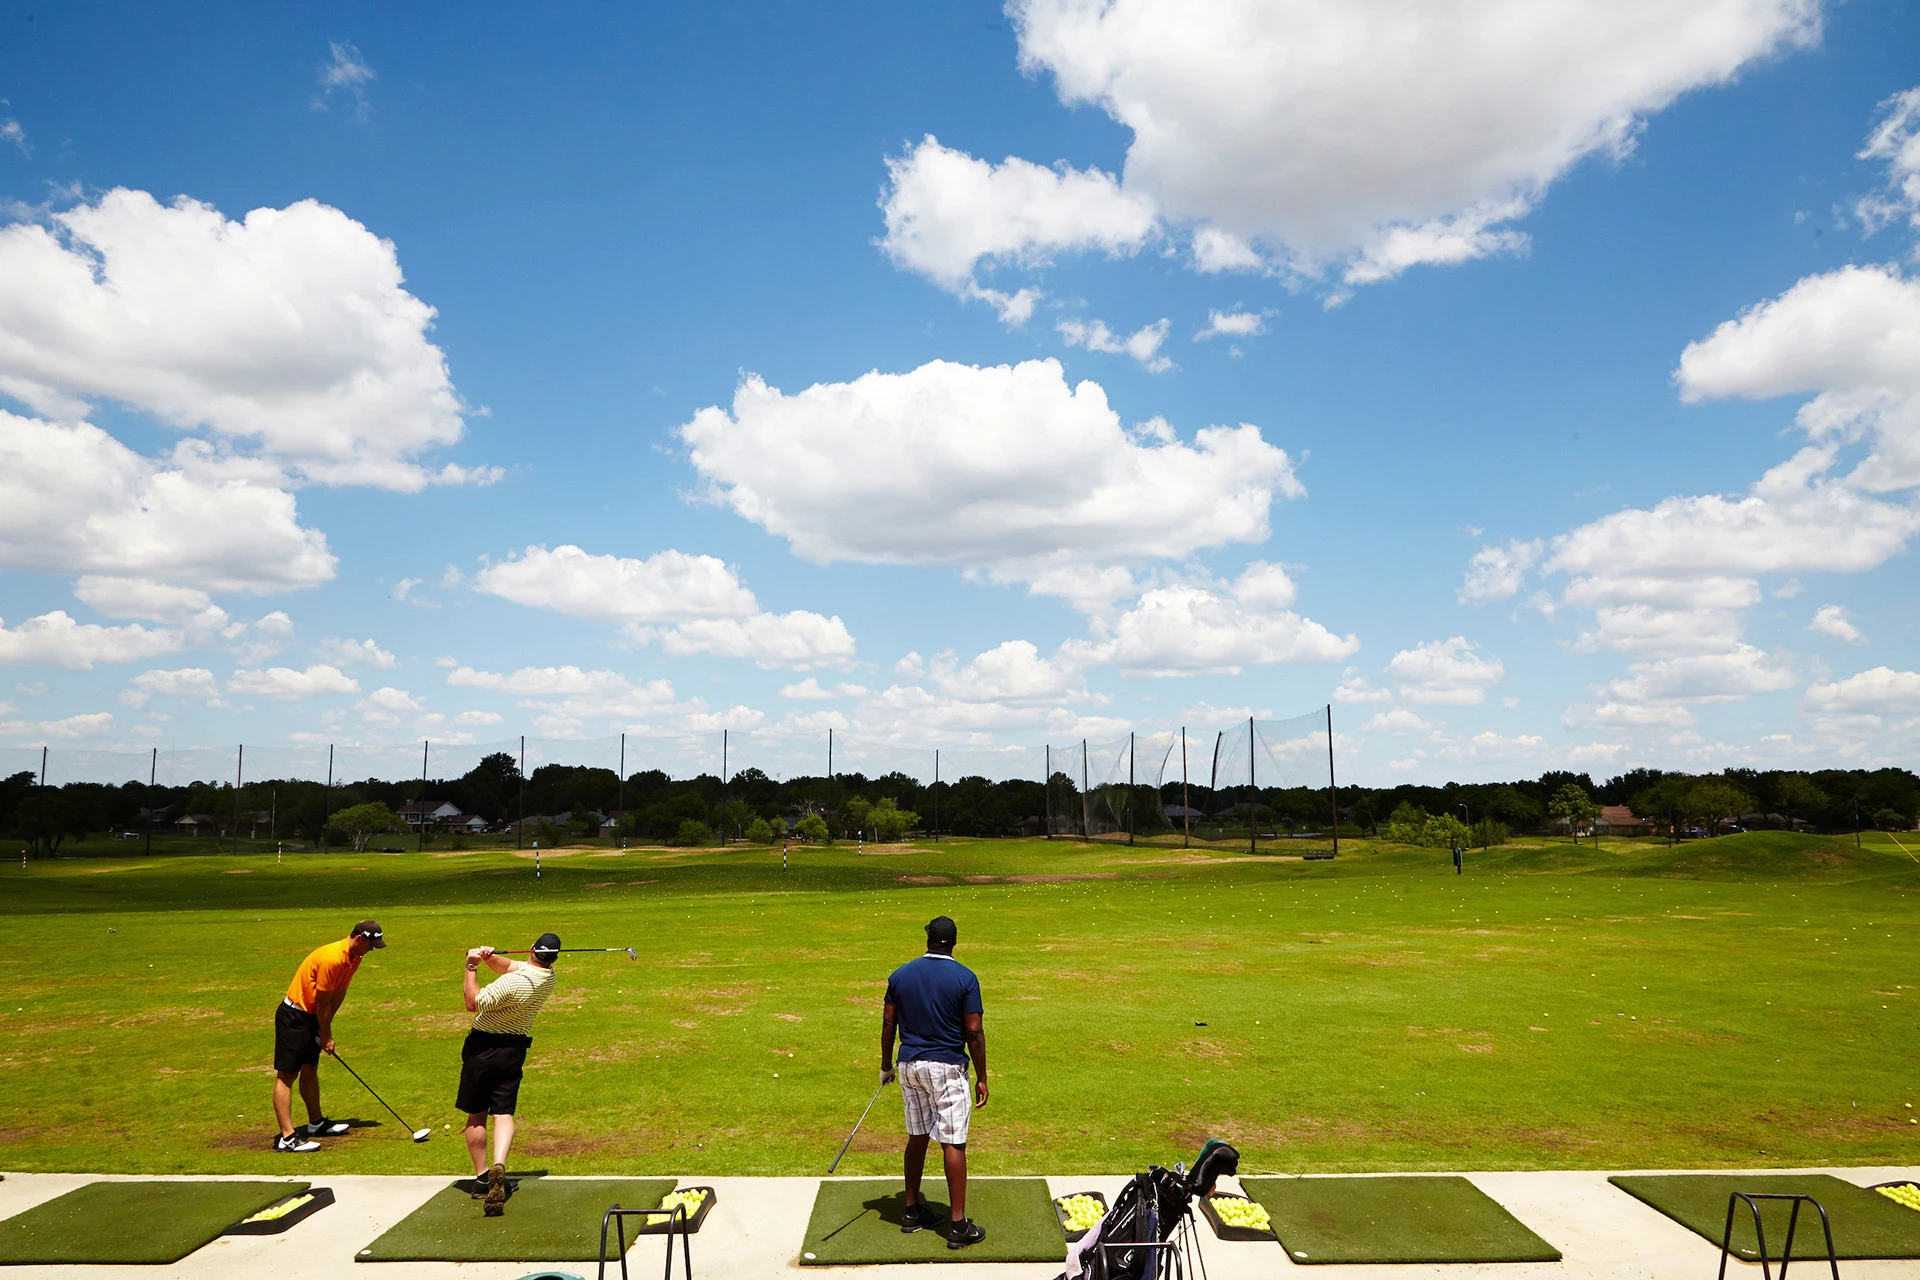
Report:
617,732,625,851
417,740,428,853
1044,752,1059,840
1326,704,1339,857
517,736,525,849
322,744,333,854
827,728,833,780
1080,739,1090,841
1248,717,1257,857
234,744,244,854
145,747,155,856
722,729,729,845
933,749,940,843
1127,732,1136,846
1181,728,1189,849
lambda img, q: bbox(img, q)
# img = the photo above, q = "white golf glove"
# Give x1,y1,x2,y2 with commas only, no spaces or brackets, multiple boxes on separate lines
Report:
879,1067,897,1086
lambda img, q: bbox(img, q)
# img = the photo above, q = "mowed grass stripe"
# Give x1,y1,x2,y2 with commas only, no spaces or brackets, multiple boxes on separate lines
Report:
5,832,1918,1175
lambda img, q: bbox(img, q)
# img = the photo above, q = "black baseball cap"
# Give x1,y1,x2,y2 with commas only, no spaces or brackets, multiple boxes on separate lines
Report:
925,916,957,949
351,919,386,949
532,932,562,962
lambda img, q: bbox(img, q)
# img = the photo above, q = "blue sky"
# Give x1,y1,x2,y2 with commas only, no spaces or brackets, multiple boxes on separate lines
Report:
1,1,1917,786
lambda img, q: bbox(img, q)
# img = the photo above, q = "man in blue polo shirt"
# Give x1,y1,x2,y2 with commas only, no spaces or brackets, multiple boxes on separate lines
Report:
880,915,988,1250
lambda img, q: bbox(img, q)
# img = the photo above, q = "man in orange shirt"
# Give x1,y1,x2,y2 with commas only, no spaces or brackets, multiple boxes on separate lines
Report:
271,920,385,1153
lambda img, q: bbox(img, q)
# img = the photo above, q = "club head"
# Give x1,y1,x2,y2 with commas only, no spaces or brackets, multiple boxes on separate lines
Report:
624,948,637,961
411,1128,432,1143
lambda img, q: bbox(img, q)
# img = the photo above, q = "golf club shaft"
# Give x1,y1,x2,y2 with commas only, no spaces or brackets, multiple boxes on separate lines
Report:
827,1081,887,1174
496,947,635,955
330,1051,421,1133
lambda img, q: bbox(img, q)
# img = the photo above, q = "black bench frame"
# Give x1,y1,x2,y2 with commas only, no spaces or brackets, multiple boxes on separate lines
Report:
598,1203,691,1280
1717,1192,1838,1280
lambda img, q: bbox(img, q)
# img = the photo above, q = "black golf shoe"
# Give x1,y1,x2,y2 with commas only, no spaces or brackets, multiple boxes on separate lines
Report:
900,1202,946,1233
273,1133,320,1153
946,1218,986,1250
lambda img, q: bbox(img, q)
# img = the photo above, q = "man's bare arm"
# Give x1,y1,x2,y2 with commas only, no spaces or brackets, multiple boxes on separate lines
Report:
965,1011,987,1107
879,1001,898,1081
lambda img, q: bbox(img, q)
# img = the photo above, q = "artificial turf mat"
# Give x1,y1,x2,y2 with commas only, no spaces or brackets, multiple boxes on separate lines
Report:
356,1178,676,1262
1610,1174,1920,1260
0,1180,307,1265
1241,1176,1561,1264
799,1178,1063,1265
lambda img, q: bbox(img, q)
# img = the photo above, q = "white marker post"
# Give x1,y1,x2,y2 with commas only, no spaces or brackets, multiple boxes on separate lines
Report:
533,839,541,880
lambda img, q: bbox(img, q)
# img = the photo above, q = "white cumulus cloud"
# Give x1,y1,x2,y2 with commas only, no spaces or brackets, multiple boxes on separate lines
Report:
227,664,360,699
1387,637,1504,705
679,359,1302,600
1808,604,1864,643
318,637,399,668
1056,317,1173,371
0,611,183,669
1195,309,1265,341
128,667,221,701
1804,666,1920,714
0,188,486,491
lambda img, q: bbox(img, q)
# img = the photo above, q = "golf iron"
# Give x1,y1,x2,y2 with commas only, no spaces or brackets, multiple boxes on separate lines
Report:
497,947,638,960
827,1080,887,1174
330,1050,432,1142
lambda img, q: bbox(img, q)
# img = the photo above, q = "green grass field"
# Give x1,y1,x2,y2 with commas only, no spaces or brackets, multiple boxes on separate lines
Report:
3,831,1916,1177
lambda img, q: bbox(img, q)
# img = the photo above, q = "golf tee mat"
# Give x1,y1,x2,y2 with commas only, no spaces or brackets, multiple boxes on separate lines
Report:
0,1180,308,1265
799,1177,1062,1265
1609,1173,1920,1260
355,1177,676,1262
1240,1175,1562,1264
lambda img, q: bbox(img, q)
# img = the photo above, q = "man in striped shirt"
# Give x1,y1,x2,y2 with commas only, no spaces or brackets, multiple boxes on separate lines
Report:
460,932,559,1215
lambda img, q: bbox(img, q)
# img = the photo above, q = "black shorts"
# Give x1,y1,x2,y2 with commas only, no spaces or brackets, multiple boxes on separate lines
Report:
457,1030,532,1115
273,1002,322,1074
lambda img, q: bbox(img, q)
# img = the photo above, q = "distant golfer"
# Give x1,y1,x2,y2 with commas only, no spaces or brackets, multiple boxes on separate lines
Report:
880,915,988,1250
272,919,385,1153
460,933,560,1216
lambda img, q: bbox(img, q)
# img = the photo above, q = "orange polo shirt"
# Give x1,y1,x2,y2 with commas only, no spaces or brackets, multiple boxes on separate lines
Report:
284,938,362,1013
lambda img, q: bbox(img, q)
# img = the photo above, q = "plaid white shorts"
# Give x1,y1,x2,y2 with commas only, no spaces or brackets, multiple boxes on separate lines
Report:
899,1058,972,1144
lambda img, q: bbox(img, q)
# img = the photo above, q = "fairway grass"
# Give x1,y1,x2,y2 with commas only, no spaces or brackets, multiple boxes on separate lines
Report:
3,832,1917,1178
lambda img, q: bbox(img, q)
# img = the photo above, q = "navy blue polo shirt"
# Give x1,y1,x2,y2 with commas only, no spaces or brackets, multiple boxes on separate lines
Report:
885,953,983,1066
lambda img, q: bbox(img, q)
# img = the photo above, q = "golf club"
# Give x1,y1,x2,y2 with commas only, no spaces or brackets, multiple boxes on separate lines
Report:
496,946,638,960
826,1080,887,1174
330,1050,431,1142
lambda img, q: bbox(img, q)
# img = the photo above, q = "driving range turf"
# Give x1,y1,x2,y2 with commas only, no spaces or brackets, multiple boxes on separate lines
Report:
2,831,1916,1178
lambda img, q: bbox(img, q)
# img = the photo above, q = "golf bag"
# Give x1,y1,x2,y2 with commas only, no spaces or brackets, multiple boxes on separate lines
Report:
1056,1139,1239,1280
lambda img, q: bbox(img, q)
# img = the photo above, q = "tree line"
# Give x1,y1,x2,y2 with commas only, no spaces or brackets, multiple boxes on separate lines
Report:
3,753,1914,856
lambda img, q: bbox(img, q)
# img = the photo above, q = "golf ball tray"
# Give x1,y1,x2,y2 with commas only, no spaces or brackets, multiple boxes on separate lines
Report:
1874,1182,1920,1213
224,1186,335,1235
1054,1191,1108,1241
1198,1192,1274,1241
632,1185,716,1235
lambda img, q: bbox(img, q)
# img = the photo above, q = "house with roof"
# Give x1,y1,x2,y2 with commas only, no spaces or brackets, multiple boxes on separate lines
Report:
1596,805,1653,836
397,800,482,832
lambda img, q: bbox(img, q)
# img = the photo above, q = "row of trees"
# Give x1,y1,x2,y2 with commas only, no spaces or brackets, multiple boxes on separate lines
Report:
4,756,1914,856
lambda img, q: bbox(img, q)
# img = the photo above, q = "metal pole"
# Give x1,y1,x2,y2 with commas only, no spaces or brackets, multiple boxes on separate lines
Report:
827,728,833,780
517,736,525,850
234,744,243,855
1080,739,1089,842
722,729,729,844
272,787,278,844
1127,732,1135,846
1855,800,1861,849
1044,745,1052,840
1181,728,1189,849
1327,704,1339,857
617,732,625,850
38,746,46,859
323,744,333,854
933,749,939,843
1248,717,1256,857
145,747,155,856
417,740,428,852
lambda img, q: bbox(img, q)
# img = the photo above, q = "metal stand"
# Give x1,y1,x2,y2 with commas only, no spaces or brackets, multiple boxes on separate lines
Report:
599,1203,691,1280
1717,1192,1838,1280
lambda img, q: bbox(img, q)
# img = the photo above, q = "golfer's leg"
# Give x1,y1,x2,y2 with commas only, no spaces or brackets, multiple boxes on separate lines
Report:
903,1134,930,1206
272,1071,298,1136
464,1112,489,1175
491,1113,515,1168
942,1142,967,1223
298,1062,323,1124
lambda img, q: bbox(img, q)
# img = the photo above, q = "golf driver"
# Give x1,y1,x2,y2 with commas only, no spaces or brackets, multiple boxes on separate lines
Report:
827,1080,887,1174
329,1050,431,1142
497,946,638,960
